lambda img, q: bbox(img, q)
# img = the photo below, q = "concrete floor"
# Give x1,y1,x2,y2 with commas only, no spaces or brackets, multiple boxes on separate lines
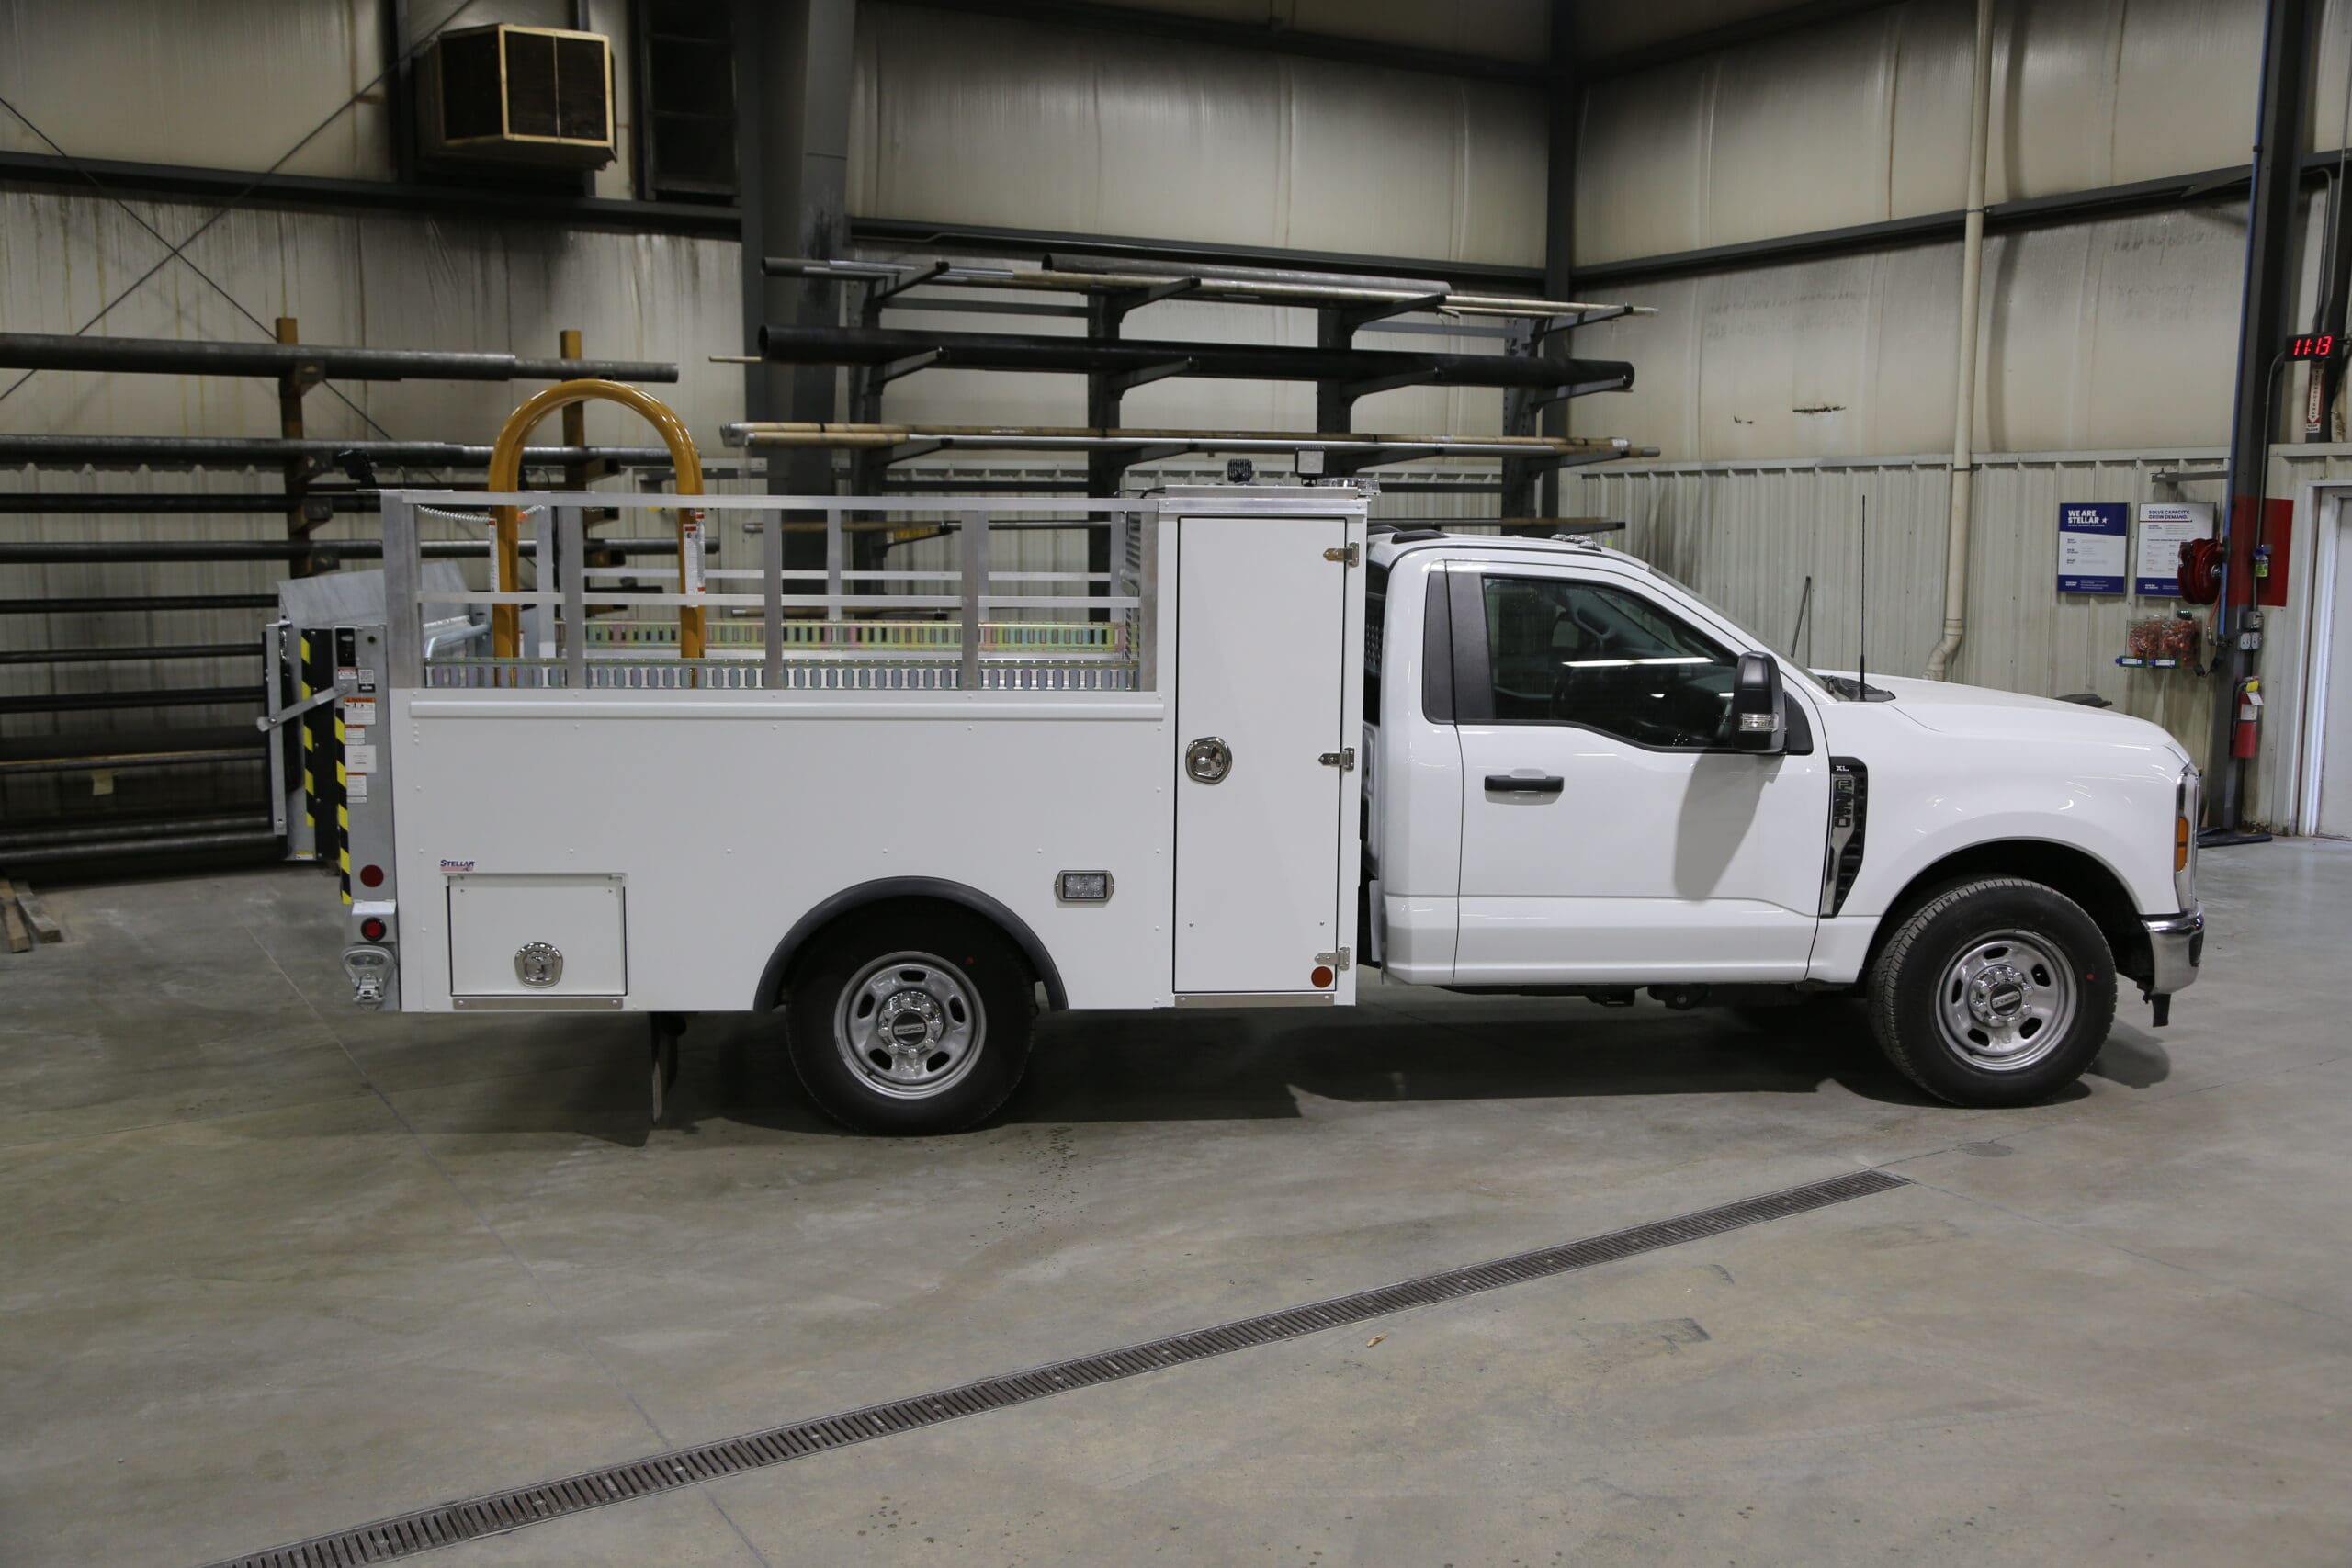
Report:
2,841,2347,1567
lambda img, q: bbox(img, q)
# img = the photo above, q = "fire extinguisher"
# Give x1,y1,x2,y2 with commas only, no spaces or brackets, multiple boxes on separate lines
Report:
2232,677,2264,761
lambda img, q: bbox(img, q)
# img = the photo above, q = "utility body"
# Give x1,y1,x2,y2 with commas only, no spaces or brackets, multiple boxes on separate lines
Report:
300,483,2203,1132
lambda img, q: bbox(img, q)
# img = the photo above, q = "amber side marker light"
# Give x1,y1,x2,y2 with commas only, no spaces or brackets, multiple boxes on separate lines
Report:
2176,817,2191,873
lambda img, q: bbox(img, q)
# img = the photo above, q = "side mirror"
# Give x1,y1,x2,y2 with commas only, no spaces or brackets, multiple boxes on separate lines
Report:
1731,651,1787,754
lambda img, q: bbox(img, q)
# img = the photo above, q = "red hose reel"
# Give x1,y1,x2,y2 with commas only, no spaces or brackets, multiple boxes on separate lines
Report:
2177,537,2225,604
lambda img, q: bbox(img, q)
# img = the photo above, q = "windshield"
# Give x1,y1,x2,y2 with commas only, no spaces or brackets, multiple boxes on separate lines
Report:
1641,561,1891,701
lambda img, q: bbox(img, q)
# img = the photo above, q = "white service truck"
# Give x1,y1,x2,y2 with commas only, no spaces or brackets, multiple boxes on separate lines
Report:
296,481,2202,1134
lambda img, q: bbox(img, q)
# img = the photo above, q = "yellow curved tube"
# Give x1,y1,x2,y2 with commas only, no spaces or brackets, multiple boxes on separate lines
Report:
485,379,706,660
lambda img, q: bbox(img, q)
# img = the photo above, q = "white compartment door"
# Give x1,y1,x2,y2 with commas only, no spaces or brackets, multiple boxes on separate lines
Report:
1173,513,1351,994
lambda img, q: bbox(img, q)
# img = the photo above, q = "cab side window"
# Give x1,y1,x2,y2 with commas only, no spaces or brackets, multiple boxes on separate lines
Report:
1479,576,1738,750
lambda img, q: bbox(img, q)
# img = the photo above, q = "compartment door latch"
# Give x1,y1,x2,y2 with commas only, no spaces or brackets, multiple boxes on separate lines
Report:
1318,748,1355,771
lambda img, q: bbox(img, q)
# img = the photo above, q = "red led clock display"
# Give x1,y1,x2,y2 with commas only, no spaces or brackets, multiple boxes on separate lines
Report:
2287,333,2345,360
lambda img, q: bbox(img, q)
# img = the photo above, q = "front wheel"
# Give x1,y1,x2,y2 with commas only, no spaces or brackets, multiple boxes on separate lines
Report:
1868,877,2117,1107
785,908,1035,1134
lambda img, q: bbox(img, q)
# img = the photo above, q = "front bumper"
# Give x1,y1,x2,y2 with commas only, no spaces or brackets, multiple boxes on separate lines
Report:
2142,907,2204,997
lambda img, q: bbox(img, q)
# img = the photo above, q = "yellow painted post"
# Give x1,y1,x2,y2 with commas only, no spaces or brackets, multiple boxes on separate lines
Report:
484,379,706,660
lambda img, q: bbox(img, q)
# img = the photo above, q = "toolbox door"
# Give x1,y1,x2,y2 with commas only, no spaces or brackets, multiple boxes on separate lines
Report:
1172,512,1354,995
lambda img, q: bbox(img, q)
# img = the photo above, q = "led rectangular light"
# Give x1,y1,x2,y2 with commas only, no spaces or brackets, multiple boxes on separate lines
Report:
1057,871,1114,902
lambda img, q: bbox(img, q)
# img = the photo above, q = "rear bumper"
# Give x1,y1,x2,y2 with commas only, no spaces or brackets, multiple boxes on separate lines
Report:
2142,907,2204,996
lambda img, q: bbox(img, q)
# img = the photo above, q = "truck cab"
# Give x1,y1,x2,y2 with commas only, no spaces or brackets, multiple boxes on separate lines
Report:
1361,527,2203,1108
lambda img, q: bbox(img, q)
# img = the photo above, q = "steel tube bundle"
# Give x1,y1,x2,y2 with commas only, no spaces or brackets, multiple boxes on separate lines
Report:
0,331,679,383
0,644,255,666
0,810,273,850
0,491,379,514
725,421,1623,450
758,323,1634,391
0,593,277,615
0,685,260,715
0,828,283,866
0,537,696,565
0,435,672,468
764,255,1657,321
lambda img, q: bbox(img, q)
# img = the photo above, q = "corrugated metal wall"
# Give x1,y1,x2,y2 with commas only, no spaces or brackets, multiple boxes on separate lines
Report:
848,1,1548,269
1575,0,2287,268
1565,204,2256,459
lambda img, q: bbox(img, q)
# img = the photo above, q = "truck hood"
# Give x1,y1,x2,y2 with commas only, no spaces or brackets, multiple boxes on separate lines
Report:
1813,671,2190,760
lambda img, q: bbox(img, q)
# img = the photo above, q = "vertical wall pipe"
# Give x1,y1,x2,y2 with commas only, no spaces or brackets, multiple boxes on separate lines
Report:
1925,0,1996,682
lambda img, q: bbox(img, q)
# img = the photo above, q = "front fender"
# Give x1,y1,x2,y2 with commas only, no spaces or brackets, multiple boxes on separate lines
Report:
1841,750,2178,921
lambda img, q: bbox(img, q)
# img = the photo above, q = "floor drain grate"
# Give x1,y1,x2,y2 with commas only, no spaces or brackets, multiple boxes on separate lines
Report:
201,1167,1905,1567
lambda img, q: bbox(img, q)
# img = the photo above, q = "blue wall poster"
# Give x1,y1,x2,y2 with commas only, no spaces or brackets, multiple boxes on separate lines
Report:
2057,502,2129,594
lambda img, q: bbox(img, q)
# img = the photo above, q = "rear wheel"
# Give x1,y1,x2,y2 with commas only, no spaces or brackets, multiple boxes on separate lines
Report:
1868,877,2116,1107
785,908,1035,1134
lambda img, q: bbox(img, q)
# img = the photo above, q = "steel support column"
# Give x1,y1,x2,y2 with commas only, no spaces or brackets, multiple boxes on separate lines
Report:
2305,162,2352,439
1527,3,1578,522
740,0,856,574
2208,0,2313,831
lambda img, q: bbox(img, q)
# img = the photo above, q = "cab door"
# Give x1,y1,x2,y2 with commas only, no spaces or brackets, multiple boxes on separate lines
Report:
1446,564,1829,984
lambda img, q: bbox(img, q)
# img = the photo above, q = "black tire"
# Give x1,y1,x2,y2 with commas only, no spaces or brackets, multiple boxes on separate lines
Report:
1868,876,2117,1107
784,908,1035,1134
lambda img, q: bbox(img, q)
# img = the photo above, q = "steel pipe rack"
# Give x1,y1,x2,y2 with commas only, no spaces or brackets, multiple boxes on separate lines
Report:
0,643,255,667
0,537,699,565
0,810,273,851
0,435,673,469
0,332,679,384
0,828,282,867
0,491,379,514
0,593,277,615
0,744,265,776
759,322,1634,393
0,685,261,716
766,254,1658,324
3,322,684,874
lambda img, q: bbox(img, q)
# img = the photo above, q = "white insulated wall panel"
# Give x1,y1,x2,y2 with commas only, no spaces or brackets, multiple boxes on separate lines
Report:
1569,208,2246,461
1577,0,2266,267
850,0,1546,269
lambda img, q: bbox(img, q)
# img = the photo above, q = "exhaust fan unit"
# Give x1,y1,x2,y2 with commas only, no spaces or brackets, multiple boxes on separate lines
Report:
419,24,614,168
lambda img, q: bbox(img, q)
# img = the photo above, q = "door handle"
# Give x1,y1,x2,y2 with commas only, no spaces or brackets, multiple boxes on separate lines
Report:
1484,773,1564,795
1185,736,1232,784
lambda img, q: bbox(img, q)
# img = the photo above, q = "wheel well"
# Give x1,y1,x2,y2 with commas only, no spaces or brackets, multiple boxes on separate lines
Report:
1864,841,2151,985
752,879,1065,1013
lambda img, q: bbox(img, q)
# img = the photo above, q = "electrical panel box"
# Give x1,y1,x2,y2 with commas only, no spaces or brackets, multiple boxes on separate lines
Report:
418,24,616,169
447,874,628,1005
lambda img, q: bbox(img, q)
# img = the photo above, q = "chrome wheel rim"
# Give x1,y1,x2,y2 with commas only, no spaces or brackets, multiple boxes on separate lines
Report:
1934,929,2077,1072
834,951,986,1100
